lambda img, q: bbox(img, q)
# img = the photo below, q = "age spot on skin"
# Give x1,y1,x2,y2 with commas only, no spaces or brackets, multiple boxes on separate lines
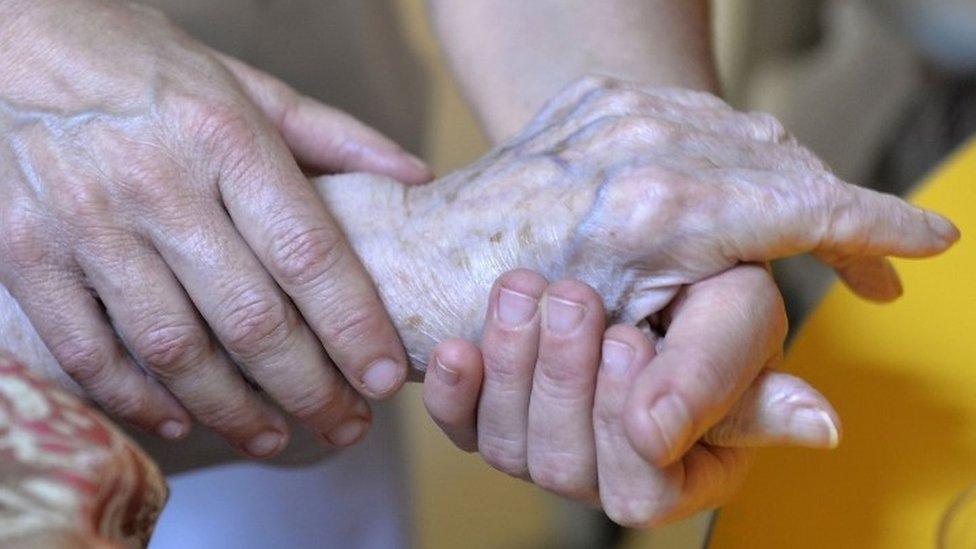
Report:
489,231,503,244
405,315,423,330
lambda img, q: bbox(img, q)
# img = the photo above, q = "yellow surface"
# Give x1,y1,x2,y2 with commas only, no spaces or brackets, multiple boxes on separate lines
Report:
712,140,976,547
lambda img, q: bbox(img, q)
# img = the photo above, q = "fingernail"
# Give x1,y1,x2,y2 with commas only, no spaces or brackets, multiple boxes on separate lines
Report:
363,358,402,396
928,212,960,243
244,431,285,458
497,287,538,328
789,407,840,449
434,357,460,386
601,340,634,377
325,418,368,446
545,296,586,334
157,420,187,440
647,394,692,464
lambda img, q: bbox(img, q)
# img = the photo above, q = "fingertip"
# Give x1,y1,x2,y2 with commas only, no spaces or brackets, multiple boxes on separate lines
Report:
926,211,961,245
433,338,484,384
394,151,435,186
424,339,483,405
361,357,409,399
424,339,482,449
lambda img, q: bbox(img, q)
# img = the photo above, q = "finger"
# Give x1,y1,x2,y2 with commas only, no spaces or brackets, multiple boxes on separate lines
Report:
593,323,667,527
76,236,291,458
145,200,370,446
527,280,605,501
660,444,755,526
423,338,484,452
624,264,785,467
477,269,547,478
214,51,432,184
716,168,959,275
202,109,410,407
703,368,841,449
823,255,902,302
1,268,189,438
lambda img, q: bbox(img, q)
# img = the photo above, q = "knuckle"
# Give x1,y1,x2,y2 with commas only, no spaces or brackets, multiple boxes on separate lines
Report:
528,457,593,499
221,291,295,360
747,111,789,142
197,399,258,433
325,306,380,350
813,176,859,244
481,352,528,385
279,382,345,422
689,350,736,399
50,179,111,219
0,207,51,268
596,89,644,113
131,321,208,377
536,359,593,394
100,387,149,420
478,433,528,477
181,100,259,165
52,337,111,386
601,167,690,250
605,116,679,144
267,223,346,288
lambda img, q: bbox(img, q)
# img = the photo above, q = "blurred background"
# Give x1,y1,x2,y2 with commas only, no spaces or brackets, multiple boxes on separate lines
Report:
394,1,974,547
138,0,975,547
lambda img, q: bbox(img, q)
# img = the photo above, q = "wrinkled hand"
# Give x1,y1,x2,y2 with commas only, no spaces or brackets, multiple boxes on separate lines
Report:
0,0,431,457
423,267,840,527
0,353,166,548
342,74,955,466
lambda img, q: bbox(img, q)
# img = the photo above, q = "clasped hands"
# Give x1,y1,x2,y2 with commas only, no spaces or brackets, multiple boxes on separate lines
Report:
320,76,956,526
0,1,958,529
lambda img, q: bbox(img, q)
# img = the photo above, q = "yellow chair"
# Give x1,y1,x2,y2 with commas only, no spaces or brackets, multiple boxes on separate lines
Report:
711,140,976,547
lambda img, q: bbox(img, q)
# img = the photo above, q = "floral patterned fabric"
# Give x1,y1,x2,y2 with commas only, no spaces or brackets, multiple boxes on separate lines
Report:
0,354,166,548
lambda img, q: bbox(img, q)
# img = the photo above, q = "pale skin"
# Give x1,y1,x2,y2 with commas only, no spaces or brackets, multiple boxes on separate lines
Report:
0,0,962,532
0,0,432,458
0,75,958,528
421,0,959,525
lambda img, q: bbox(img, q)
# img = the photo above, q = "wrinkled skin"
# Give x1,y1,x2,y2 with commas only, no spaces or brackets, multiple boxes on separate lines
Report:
0,0,431,458
319,76,955,370
0,75,958,531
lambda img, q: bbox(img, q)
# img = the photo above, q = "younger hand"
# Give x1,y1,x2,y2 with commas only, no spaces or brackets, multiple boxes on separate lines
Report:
423,268,840,526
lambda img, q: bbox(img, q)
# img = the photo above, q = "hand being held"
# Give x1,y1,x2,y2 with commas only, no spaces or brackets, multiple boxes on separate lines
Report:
0,0,431,457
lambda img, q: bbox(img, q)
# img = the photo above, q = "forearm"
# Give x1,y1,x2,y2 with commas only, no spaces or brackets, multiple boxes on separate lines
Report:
428,0,718,142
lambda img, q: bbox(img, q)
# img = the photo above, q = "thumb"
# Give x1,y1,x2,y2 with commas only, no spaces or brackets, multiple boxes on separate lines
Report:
213,51,433,185
703,369,841,449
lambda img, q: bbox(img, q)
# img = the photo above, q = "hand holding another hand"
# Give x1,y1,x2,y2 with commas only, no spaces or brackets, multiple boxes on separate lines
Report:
0,0,431,457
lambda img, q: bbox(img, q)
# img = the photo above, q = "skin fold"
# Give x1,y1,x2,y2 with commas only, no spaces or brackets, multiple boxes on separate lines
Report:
0,75,958,530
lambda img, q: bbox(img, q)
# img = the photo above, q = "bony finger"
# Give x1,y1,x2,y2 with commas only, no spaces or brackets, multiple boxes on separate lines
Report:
703,369,841,449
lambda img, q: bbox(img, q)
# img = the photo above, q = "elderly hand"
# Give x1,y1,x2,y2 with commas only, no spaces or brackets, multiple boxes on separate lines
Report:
423,267,839,527
0,0,431,457
312,74,955,365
